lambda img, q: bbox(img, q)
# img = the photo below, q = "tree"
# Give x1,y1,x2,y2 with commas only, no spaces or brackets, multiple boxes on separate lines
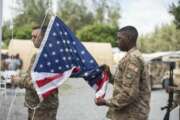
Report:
14,0,51,26
77,23,118,47
93,0,121,26
2,0,121,48
139,24,180,53
57,0,94,32
170,0,180,28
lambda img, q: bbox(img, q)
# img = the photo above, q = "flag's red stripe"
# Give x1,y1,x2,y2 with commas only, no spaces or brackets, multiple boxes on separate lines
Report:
42,88,58,99
36,73,63,87
96,71,109,91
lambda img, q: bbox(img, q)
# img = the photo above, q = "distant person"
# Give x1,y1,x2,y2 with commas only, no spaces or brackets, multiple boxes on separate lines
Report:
11,26,59,120
95,26,151,120
6,55,21,71
15,54,23,70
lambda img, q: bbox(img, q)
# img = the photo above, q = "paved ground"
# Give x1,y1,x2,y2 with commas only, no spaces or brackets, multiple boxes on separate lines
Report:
0,78,179,120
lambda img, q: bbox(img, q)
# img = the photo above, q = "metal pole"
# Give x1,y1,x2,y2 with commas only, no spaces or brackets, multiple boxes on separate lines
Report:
0,0,3,71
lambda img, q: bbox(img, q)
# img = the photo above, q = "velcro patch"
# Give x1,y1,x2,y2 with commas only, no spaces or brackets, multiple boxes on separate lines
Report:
128,64,138,72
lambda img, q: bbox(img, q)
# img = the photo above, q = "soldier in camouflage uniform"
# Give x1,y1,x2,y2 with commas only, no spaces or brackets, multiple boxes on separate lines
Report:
95,26,151,120
166,76,180,109
11,26,59,120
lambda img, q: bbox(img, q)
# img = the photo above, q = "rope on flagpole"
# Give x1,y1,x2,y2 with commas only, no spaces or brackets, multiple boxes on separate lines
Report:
6,88,17,120
5,0,17,119
6,0,54,119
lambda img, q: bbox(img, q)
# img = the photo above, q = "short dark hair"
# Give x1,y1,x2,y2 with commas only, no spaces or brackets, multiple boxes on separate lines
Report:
32,26,47,34
118,26,138,43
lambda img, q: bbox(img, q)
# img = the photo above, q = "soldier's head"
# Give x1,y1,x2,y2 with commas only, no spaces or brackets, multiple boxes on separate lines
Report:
117,26,138,51
32,26,47,48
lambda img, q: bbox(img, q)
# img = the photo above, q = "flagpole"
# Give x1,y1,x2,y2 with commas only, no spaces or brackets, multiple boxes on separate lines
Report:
0,0,3,72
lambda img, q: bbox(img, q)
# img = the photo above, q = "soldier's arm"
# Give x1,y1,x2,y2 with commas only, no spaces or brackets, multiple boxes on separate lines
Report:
12,72,34,90
14,54,36,89
108,72,114,84
106,56,141,109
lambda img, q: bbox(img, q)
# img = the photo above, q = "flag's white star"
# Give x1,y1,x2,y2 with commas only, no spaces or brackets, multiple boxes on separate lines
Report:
62,40,66,44
52,32,57,36
65,65,69,68
49,43,53,48
47,62,51,66
57,41,60,44
59,31,63,35
67,40,70,44
55,59,59,63
60,49,64,52
72,41,76,45
90,60,94,63
69,49,73,52
74,50,77,53
64,32,67,35
82,59,85,63
68,57,71,60
65,48,69,52
52,51,56,55
39,64,43,68
51,69,54,73
96,69,100,72
56,23,60,27
58,66,62,70
44,54,48,58
62,57,66,61
81,51,85,55
76,58,80,61
84,72,88,76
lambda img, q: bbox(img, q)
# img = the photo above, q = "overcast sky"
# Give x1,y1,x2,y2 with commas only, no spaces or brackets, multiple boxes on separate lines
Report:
2,0,179,35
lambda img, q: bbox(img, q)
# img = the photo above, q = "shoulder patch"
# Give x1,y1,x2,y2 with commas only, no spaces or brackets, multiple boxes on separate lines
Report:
128,64,139,72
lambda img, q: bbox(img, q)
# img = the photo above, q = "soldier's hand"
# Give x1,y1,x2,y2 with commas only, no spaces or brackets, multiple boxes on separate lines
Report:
166,86,175,93
95,97,107,106
100,64,111,73
11,75,21,86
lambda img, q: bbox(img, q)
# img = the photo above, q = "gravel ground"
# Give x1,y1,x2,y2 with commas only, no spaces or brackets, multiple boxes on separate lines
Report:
0,78,178,120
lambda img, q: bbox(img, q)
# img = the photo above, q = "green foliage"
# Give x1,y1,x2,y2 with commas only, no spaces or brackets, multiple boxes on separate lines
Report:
170,1,180,28
139,24,180,53
57,0,94,32
14,0,50,26
2,0,121,48
93,0,121,26
77,23,118,47
14,24,32,39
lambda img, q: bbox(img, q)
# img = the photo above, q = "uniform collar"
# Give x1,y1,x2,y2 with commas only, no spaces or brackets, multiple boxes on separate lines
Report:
127,46,137,54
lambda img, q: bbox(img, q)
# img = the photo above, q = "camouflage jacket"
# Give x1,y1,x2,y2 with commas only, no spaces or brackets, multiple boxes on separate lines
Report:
106,47,151,120
15,54,59,110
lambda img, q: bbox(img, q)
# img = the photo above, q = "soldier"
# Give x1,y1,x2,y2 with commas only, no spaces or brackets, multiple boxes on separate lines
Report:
166,76,180,108
11,26,59,120
95,26,151,120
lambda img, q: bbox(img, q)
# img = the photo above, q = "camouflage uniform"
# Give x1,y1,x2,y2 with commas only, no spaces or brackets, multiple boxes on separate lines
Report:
106,47,151,120
14,54,59,120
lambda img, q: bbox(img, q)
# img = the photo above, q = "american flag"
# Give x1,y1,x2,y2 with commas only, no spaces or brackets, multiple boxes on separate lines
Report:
31,16,109,101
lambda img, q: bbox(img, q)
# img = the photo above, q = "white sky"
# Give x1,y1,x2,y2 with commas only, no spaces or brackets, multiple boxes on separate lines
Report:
2,0,179,35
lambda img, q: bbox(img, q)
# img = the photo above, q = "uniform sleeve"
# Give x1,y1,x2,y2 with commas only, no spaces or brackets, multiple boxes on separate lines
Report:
15,72,34,89
14,54,36,90
109,73,114,84
106,56,142,109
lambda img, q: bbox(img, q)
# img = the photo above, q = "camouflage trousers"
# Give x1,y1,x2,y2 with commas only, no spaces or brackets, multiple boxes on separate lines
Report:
28,108,57,120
